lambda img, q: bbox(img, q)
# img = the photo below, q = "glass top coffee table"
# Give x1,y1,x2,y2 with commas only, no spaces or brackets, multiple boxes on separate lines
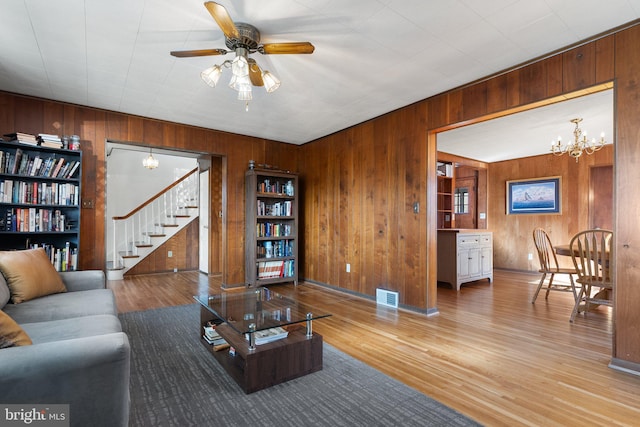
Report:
194,287,331,393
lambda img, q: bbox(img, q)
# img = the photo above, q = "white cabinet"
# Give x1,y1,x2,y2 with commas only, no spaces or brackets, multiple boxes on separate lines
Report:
437,230,493,291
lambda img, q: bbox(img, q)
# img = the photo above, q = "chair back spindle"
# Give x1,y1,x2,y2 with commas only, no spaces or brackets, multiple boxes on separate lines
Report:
530,228,579,307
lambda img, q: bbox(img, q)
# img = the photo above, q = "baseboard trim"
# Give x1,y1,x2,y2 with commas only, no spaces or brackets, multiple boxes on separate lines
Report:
221,282,247,291
302,278,438,316
609,358,640,376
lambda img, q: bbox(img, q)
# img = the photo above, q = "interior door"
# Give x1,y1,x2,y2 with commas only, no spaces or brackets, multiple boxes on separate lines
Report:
589,165,613,230
199,169,210,273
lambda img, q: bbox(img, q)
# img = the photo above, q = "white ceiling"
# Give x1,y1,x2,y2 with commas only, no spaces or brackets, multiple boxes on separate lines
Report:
0,1,637,150
438,89,614,162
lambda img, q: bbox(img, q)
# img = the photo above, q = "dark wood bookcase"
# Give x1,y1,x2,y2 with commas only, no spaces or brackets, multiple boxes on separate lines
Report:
245,167,298,286
0,139,82,270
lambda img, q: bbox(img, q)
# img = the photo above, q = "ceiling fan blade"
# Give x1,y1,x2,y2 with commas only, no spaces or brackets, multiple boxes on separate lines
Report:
248,59,264,86
170,48,228,58
205,1,240,40
260,42,315,54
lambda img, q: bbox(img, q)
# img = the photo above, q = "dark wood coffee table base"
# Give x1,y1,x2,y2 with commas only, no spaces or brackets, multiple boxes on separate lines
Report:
200,305,323,393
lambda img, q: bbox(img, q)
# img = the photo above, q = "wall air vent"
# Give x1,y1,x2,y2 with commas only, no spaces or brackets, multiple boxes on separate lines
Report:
376,288,399,308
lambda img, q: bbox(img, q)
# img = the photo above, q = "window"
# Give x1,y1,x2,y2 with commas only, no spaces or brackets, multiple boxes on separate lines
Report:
455,188,469,214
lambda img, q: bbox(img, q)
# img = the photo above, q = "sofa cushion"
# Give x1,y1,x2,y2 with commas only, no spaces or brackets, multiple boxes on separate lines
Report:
0,249,66,304
2,289,117,324
21,314,122,344
0,273,9,309
0,311,32,348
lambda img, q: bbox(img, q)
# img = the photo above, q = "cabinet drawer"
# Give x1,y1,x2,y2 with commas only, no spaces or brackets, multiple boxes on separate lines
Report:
458,235,480,247
479,234,492,246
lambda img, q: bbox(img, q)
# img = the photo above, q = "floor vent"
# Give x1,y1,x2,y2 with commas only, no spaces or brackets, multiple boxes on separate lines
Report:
376,288,399,308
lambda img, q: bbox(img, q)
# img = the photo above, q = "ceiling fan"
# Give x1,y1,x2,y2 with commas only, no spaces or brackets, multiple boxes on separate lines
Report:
170,1,315,109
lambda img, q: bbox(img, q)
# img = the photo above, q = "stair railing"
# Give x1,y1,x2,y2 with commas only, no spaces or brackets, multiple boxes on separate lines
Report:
109,167,199,270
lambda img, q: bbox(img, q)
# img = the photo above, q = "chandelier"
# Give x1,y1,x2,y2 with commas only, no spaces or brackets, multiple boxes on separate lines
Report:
200,48,280,112
550,118,606,162
142,148,159,170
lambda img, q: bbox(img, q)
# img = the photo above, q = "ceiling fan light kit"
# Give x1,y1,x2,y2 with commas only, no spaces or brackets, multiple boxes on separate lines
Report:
170,2,314,111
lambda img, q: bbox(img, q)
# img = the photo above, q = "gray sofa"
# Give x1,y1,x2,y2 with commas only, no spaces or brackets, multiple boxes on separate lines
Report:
0,270,130,427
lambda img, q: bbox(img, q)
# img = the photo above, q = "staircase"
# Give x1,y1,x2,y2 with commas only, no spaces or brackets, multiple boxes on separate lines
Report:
106,167,199,279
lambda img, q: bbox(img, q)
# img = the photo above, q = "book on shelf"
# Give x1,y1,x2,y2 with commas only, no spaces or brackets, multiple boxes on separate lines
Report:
65,160,80,179
4,132,38,146
11,148,23,174
0,180,79,205
203,325,221,339
202,334,229,347
258,260,284,279
1,207,70,232
256,200,293,217
37,134,63,149
40,141,63,149
256,222,292,238
23,243,78,272
51,158,65,177
245,326,289,345
37,133,61,140
257,179,294,195
202,325,229,350
0,149,80,180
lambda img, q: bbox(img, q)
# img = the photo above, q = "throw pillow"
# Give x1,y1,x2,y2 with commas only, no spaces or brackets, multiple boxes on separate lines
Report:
0,273,10,309
0,311,32,348
0,248,67,304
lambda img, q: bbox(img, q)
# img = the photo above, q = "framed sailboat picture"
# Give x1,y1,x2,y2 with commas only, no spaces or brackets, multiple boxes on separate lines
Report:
506,176,561,215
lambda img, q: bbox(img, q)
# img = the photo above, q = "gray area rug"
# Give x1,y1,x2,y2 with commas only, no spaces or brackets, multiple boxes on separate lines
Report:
120,304,481,426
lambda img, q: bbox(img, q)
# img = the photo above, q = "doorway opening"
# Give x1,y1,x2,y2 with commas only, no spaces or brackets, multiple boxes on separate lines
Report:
105,141,223,277
429,83,614,309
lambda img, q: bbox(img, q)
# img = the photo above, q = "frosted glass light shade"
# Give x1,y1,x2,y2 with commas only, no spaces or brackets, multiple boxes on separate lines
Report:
201,65,222,87
262,71,281,93
229,74,251,91
237,86,253,101
231,54,249,77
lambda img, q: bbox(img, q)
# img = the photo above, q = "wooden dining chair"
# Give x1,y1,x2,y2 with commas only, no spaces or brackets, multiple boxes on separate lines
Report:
569,229,614,322
531,228,579,304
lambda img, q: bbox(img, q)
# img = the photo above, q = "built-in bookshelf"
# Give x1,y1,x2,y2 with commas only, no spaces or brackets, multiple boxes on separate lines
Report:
0,137,82,271
437,160,455,229
245,167,298,286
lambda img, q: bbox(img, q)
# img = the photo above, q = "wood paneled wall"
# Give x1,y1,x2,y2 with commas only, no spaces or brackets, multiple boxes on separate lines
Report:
299,24,640,367
0,92,286,286
611,25,640,367
489,146,613,271
209,156,223,274
299,104,429,309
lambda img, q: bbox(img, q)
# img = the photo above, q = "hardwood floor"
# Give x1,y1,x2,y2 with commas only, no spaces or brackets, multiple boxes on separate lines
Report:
108,270,640,426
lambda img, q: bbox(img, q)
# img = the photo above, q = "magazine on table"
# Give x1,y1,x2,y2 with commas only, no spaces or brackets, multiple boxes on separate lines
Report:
245,326,289,345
